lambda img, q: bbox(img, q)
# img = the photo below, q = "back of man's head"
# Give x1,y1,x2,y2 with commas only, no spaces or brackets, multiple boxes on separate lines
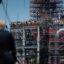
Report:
0,21,6,29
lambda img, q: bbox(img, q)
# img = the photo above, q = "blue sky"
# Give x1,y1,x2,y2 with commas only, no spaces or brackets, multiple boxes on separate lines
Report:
0,0,30,22
0,0,64,29
0,0,64,23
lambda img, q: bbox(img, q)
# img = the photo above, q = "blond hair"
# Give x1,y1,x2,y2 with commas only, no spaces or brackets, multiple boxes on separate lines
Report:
0,21,6,29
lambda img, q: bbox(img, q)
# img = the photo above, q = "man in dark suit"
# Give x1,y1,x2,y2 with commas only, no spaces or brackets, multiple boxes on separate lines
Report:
0,21,16,64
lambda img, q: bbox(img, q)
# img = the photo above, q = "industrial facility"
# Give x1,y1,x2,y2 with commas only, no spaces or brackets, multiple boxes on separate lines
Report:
9,0,64,64
30,0,63,21
0,0,64,64
10,19,64,64
1,0,63,64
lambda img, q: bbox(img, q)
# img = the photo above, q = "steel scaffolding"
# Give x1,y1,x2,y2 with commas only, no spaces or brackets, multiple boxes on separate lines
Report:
11,26,41,64
30,0,63,21
10,20,64,64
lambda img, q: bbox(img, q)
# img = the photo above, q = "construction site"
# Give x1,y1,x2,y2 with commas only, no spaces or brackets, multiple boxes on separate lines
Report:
4,0,63,64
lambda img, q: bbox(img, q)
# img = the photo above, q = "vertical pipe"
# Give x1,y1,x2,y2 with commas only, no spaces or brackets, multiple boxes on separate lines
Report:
37,26,40,64
55,33,59,64
23,27,25,64
48,40,51,64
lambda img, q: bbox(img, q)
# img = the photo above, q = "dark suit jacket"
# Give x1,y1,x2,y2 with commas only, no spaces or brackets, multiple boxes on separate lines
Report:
0,29,16,63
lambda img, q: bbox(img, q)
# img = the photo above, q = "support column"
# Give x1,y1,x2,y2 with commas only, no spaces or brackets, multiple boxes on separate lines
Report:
37,26,40,64
23,27,25,64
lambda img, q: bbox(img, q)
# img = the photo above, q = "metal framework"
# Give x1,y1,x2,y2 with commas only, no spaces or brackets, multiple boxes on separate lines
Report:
10,23,49,64
48,21,64,64
30,0,63,21
10,20,64,64
11,26,40,64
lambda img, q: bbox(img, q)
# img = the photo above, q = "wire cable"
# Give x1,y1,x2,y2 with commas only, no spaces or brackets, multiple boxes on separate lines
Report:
1,0,11,22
